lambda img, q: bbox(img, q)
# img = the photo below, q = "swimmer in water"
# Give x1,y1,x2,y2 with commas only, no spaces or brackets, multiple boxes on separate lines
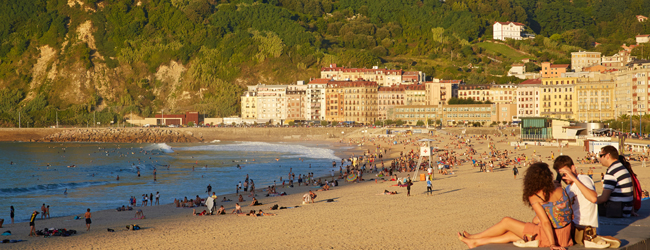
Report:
64,188,68,195
275,158,279,162
116,175,120,180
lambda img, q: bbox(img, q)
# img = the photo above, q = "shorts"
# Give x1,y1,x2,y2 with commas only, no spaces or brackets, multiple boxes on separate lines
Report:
29,222,35,226
427,186,432,192
86,218,92,224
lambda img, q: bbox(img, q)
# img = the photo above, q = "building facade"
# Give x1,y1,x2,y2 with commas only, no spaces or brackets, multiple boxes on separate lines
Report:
493,21,525,41
307,79,328,120
425,79,460,106
575,79,615,122
541,62,569,78
377,86,405,120
516,79,541,117
540,77,578,120
458,85,491,102
571,51,602,72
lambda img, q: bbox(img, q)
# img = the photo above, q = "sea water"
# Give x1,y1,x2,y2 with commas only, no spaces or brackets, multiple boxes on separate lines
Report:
0,141,340,222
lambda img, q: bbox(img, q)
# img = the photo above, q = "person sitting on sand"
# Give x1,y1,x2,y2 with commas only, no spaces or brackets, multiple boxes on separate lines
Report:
231,203,243,214
216,205,226,215
194,195,202,207
192,209,207,216
174,198,180,207
257,210,275,216
318,184,330,191
238,194,245,202
134,209,145,219
250,197,262,206
457,162,573,249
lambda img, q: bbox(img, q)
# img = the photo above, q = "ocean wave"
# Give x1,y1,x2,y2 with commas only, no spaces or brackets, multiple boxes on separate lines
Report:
0,181,110,196
144,143,174,153
174,142,340,160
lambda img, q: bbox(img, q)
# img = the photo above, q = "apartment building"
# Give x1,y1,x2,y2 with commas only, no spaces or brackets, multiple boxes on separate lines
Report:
377,86,405,120
540,77,578,120
286,87,307,121
458,85,491,102
575,79,615,122
307,79,329,120
326,81,379,124
404,85,426,105
320,64,422,86
488,84,517,104
540,62,569,78
571,51,602,72
255,84,288,124
325,82,345,122
241,91,258,122
516,79,541,117
425,79,460,106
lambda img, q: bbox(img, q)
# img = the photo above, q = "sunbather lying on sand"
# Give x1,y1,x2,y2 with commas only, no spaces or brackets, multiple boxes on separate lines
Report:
257,210,275,216
377,190,398,195
192,209,207,216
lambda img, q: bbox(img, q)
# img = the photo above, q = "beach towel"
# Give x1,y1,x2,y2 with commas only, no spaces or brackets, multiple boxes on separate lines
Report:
1,231,10,236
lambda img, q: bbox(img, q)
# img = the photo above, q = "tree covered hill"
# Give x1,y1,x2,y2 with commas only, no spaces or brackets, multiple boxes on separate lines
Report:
0,0,649,127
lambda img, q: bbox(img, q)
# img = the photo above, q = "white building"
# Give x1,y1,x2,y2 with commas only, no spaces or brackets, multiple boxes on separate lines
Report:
255,84,288,124
306,78,329,120
493,21,525,41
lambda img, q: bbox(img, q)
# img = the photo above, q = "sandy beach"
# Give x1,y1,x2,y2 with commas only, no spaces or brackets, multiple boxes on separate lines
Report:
2,128,649,249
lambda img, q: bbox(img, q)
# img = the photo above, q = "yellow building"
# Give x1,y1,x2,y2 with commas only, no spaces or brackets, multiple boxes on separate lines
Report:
425,79,460,106
325,83,345,122
241,91,257,121
390,104,495,126
404,85,426,105
488,84,517,104
575,79,615,122
540,77,578,120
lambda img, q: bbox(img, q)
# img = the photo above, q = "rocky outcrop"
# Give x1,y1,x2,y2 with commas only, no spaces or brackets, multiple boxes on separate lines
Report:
40,128,200,143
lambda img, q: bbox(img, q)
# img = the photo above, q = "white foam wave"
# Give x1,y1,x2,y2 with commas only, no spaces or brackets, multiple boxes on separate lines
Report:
175,142,340,160
144,143,174,153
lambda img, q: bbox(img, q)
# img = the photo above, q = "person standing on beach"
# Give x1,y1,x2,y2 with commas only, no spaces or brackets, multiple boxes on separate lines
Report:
29,211,38,236
84,208,92,231
426,177,432,196
40,204,46,219
155,192,160,205
46,205,50,219
513,166,519,179
10,206,14,224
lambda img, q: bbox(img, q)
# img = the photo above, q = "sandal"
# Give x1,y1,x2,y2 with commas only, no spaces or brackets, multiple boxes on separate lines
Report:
513,234,539,248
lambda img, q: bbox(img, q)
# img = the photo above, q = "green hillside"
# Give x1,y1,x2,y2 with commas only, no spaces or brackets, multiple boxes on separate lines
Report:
1,0,650,127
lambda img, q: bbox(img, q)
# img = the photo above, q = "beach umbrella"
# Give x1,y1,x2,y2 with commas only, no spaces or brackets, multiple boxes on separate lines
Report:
347,173,357,182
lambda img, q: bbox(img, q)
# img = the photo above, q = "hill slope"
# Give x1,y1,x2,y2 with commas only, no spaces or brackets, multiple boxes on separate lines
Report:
1,0,649,127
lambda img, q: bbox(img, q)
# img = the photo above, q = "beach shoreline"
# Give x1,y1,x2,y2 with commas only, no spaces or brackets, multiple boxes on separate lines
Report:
2,130,649,249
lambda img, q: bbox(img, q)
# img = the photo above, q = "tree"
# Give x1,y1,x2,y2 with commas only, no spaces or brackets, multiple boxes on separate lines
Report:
374,120,383,126
288,121,295,126
395,119,404,126
320,120,328,126
332,121,339,126
416,120,425,126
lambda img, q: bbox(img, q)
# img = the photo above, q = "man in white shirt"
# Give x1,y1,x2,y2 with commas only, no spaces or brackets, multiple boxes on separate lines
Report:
553,156,598,245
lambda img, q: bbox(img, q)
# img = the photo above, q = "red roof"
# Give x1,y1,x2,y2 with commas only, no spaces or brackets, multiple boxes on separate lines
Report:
425,80,462,84
403,71,420,75
550,64,569,68
327,81,378,88
519,79,542,85
636,34,650,38
378,86,405,92
404,85,425,90
308,78,331,84
494,21,525,26
321,67,403,75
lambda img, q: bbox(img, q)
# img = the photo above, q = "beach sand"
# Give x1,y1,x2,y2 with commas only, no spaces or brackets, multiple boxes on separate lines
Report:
2,129,650,249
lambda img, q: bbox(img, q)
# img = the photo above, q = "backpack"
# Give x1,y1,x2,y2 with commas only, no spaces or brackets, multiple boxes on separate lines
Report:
631,173,643,211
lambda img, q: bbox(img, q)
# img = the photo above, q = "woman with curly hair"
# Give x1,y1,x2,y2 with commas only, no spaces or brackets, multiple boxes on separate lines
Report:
457,162,573,249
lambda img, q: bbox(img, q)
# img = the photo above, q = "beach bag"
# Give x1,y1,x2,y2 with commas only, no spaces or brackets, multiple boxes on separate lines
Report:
631,173,643,211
